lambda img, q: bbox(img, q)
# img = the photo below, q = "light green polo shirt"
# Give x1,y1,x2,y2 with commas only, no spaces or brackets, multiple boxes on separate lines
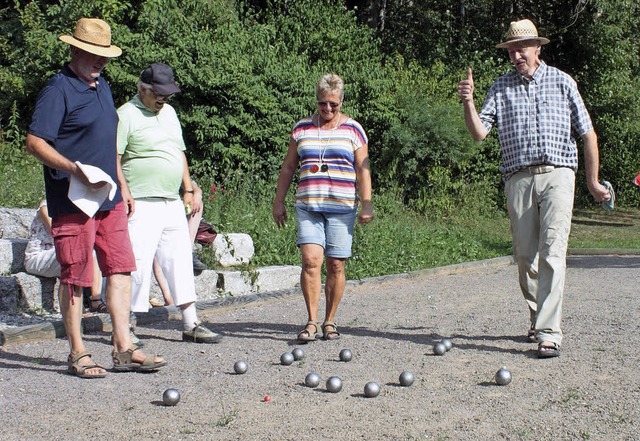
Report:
117,96,186,199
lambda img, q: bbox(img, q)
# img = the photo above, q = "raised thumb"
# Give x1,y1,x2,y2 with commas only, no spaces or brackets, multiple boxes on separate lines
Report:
467,68,473,81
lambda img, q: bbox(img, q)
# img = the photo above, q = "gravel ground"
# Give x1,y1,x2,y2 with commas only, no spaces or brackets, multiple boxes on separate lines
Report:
1,255,639,441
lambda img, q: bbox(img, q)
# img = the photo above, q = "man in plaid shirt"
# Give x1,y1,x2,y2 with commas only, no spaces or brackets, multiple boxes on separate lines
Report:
457,19,611,358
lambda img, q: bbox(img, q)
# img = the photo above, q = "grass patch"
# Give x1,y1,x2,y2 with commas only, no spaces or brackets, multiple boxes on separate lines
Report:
3,157,638,280
196,175,640,279
569,208,640,249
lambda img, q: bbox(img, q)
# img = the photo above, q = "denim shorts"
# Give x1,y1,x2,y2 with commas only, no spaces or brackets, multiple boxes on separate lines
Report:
295,205,357,258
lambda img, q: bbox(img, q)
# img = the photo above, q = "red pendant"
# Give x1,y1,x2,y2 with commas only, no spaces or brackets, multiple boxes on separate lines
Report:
310,164,320,173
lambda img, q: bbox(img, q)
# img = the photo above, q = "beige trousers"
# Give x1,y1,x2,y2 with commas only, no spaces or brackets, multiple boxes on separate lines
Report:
505,167,575,346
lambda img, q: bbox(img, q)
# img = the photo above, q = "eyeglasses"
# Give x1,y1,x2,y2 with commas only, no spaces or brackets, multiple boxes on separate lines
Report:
317,100,341,109
155,92,174,101
148,89,174,101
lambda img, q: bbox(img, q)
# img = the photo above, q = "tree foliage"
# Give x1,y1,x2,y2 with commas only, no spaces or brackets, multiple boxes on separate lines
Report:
1,0,639,211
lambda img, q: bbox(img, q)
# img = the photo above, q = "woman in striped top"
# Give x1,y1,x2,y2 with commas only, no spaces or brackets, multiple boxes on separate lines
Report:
273,73,374,342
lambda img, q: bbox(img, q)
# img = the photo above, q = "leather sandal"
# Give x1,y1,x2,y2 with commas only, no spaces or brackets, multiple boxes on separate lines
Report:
112,345,167,372
89,298,108,313
67,351,107,379
527,325,537,343
321,321,341,341
537,342,560,359
297,321,319,342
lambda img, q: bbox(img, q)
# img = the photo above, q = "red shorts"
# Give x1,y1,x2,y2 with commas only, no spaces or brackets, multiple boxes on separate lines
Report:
51,202,136,287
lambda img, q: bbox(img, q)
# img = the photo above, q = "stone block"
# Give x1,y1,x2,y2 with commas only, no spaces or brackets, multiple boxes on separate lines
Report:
0,273,57,313
0,238,28,274
216,266,301,296
0,276,18,312
194,270,220,300
216,269,253,296
148,269,220,305
253,265,301,293
13,272,58,311
212,233,254,267
0,208,34,239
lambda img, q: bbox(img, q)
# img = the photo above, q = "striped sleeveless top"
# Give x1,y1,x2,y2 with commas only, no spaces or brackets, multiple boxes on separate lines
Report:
292,115,368,213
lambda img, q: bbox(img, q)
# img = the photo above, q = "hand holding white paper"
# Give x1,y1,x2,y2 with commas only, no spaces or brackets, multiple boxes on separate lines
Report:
68,161,117,217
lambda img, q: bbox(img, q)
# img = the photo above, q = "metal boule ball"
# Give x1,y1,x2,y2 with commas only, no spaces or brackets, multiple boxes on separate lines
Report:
305,372,321,388
339,348,353,362
364,382,381,398
280,352,295,366
234,360,248,374
495,367,512,386
326,376,343,393
162,388,181,406
291,348,305,361
433,342,447,356
441,338,453,351
399,371,415,387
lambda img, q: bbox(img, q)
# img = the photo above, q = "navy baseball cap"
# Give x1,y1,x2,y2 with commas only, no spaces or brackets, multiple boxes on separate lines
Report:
140,63,181,96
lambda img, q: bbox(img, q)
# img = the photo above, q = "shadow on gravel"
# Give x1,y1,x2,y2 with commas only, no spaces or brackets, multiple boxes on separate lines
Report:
0,350,65,373
568,255,640,269
130,319,541,358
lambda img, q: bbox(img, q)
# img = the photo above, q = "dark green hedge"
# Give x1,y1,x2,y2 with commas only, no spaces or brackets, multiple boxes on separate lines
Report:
1,0,639,210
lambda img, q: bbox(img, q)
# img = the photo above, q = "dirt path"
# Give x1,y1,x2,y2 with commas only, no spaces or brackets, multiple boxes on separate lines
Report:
1,255,639,440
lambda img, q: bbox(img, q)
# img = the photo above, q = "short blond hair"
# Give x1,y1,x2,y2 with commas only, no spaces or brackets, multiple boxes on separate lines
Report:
316,73,344,100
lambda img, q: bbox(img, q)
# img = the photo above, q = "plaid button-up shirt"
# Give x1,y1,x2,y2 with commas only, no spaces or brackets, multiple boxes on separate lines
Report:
479,62,593,178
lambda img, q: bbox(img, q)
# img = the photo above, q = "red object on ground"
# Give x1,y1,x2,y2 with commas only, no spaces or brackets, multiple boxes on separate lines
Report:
263,395,271,402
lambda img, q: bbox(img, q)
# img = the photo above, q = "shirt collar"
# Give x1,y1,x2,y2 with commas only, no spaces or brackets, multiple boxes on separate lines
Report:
131,94,162,115
520,61,547,83
61,63,101,92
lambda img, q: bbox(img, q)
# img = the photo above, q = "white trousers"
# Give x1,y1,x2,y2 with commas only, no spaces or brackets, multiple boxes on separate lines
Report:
505,167,575,346
128,199,196,312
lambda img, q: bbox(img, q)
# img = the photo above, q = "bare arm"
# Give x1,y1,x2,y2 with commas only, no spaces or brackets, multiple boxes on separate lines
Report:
181,153,195,212
457,68,489,141
25,133,94,185
581,129,611,202
36,202,53,235
190,180,203,215
272,137,299,229
116,153,135,217
354,144,373,224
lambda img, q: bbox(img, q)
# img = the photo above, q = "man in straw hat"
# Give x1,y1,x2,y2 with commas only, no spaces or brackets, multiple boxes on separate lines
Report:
25,18,166,377
457,19,612,358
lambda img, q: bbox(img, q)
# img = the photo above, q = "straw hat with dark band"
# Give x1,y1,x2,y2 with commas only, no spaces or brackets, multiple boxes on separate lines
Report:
59,18,122,58
496,19,550,48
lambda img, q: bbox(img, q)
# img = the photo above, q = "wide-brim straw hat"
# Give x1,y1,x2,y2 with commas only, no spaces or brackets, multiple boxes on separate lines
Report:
496,19,550,48
59,18,122,58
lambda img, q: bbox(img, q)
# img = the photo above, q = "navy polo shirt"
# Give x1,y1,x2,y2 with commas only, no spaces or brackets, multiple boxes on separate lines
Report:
28,64,122,217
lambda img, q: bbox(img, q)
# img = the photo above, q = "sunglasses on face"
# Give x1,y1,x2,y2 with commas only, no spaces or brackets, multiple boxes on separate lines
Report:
148,89,174,101
317,100,341,109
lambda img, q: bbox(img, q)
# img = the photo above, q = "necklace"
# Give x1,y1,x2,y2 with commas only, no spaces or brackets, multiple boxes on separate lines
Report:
312,113,341,173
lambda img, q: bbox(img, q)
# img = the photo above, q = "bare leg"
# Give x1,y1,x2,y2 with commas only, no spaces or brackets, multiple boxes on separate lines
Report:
106,273,163,364
152,256,174,306
88,257,107,312
91,257,102,298
299,244,324,334
324,256,346,323
187,209,202,245
60,283,105,376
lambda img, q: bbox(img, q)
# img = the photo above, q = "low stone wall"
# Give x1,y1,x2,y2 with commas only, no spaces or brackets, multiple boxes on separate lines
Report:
0,208,301,314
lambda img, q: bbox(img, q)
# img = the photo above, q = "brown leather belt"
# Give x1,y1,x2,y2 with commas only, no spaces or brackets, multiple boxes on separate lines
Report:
522,165,555,175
